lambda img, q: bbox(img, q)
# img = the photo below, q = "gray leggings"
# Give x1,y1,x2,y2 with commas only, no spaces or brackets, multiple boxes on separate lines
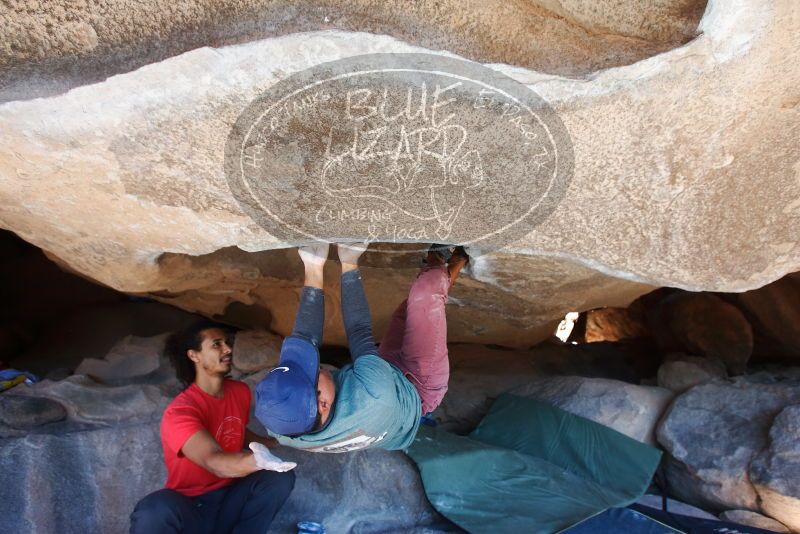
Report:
292,269,377,359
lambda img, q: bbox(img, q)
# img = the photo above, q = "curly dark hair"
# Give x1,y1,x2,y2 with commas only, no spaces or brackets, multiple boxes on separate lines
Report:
165,319,232,388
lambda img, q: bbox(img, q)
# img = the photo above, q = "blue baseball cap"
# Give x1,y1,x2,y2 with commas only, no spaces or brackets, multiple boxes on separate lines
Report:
255,335,320,436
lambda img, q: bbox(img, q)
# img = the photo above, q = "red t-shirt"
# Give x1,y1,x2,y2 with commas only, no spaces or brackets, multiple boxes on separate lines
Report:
160,380,251,497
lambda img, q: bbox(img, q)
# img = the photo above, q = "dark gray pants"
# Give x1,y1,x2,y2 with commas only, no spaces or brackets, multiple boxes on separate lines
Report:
293,269,377,359
129,469,295,534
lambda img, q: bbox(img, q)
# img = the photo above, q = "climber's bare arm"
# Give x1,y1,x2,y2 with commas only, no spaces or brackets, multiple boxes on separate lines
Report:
181,429,259,478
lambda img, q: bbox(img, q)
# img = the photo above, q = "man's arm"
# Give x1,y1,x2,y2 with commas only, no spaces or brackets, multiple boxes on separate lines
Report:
244,430,298,472
181,429,260,478
290,244,328,347
338,243,379,360
245,428,279,448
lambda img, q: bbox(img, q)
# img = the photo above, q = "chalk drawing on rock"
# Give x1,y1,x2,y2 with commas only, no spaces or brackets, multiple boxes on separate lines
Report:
225,53,573,257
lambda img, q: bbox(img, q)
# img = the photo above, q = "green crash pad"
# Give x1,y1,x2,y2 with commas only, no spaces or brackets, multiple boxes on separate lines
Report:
407,394,662,534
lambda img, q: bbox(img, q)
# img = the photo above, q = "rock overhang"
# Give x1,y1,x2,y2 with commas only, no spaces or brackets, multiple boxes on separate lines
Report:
0,0,797,347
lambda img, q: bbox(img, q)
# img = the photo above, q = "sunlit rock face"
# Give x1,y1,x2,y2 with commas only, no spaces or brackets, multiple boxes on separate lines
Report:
0,0,798,348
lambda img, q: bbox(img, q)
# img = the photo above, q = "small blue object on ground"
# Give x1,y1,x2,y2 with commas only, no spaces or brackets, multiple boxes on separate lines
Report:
297,520,326,533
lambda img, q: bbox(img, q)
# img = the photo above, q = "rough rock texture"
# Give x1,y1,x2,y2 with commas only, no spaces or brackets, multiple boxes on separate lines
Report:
0,0,705,101
274,448,454,533
509,376,674,445
0,421,168,534
231,329,283,373
5,375,177,427
718,510,791,533
0,0,798,349
657,379,800,514
657,354,728,394
0,419,453,534
0,394,67,431
750,404,800,533
647,293,753,374
152,246,653,348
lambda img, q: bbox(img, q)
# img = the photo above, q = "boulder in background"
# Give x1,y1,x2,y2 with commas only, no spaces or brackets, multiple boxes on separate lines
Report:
657,354,728,394
74,334,167,383
510,376,673,445
657,380,800,513
647,293,753,375
750,404,800,532
232,329,282,373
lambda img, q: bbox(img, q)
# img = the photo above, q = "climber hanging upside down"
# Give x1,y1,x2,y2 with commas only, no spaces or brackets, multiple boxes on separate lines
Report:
254,242,469,453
